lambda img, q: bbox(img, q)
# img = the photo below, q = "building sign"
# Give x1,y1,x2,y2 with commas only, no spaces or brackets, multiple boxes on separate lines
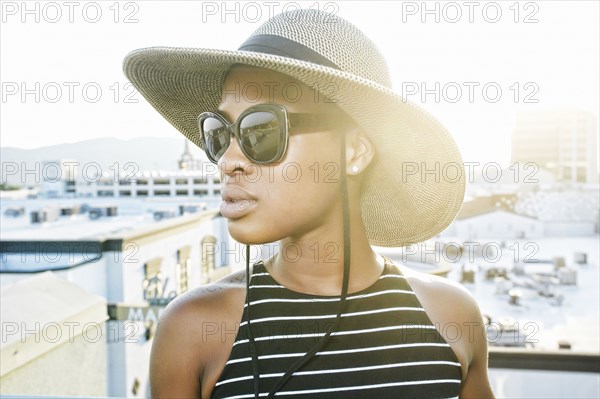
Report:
107,303,166,323
143,273,177,306
108,269,177,321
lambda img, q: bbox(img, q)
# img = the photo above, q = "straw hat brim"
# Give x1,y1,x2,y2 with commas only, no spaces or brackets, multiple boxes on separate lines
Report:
123,47,466,247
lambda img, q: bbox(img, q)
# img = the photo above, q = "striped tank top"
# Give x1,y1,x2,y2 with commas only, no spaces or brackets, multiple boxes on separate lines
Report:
210,258,462,399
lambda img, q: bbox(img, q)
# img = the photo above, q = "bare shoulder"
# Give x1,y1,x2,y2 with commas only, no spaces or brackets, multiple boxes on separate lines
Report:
397,264,495,398
149,269,247,399
398,264,481,320
397,264,484,352
161,268,247,320
155,268,247,339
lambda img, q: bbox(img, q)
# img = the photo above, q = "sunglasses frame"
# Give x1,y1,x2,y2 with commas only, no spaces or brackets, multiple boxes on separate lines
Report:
198,103,339,165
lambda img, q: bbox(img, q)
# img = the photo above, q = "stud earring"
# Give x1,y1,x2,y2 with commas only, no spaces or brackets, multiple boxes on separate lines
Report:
352,166,359,173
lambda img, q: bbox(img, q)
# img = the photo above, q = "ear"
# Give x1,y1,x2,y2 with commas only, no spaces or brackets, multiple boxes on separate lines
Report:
345,127,375,176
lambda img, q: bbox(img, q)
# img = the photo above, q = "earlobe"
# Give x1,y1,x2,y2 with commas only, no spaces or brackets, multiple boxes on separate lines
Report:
346,129,375,175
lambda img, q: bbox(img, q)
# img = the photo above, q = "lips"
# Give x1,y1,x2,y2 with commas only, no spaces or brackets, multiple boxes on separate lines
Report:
220,185,258,219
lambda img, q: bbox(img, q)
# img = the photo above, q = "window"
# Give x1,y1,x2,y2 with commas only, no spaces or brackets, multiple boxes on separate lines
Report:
200,235,217,284
144,258,161,279
143,258,163,302
176,247,191,295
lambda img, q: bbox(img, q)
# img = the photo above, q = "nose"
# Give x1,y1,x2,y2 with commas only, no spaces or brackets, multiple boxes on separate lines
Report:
218,130,251,177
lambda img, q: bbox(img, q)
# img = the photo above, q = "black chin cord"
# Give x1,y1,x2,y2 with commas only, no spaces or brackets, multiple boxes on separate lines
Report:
245,244,260,398
260,133,352,398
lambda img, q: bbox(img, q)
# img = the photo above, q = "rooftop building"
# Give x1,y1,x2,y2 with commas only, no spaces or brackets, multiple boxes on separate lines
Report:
511,110,599,185
0,197,245,398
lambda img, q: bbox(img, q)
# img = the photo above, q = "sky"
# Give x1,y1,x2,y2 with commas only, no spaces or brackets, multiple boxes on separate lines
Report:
1,0,599,167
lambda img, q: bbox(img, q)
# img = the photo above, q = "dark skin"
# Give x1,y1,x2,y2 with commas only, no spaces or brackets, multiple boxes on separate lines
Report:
149,66,495,398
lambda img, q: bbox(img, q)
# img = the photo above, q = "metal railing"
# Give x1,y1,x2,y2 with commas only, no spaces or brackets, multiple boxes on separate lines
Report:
489,347,600,373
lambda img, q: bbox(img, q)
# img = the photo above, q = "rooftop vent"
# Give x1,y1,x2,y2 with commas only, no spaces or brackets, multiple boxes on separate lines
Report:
153,209,177,221
179,203,207,215
88,205,118,220
4,207,25,217
30,207,60,224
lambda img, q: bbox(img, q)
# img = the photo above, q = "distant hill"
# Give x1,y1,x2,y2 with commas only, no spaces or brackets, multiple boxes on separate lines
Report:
1,137,209,186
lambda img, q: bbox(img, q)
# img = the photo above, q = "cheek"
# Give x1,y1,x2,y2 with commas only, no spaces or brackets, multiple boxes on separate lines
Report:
280,133,340,185
226,134,343,243
254,174,340,239
261,135,342,212
285,132,342,173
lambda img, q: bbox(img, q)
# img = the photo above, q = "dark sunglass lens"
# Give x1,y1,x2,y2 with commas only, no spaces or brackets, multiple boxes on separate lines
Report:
202,117,228,161
239,111,282,162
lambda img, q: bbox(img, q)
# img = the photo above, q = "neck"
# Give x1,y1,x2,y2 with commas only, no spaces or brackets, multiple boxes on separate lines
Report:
264,208,384,296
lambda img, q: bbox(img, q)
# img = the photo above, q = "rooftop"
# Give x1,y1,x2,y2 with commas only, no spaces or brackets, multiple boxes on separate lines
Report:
452,236,600,352
0,197,220,241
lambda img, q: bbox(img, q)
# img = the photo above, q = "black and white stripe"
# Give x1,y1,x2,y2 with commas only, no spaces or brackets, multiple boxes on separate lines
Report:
211,259,462,399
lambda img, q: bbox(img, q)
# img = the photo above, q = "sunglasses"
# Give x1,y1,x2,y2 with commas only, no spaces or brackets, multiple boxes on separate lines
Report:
198,103,342,164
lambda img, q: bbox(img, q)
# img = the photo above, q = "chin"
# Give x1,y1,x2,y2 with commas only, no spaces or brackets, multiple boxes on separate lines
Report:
227,221,276,246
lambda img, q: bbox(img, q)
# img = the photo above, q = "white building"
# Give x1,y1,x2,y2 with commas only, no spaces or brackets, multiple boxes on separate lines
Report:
0,197,250,398
75,170,221,199
514,187,599,235
451,208,543,240
511,109,599,185
37,140,220,200
40,159,77,198
443,188,600,240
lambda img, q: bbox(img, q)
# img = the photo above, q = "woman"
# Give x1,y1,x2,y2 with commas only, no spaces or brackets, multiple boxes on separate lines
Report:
124,9,495,399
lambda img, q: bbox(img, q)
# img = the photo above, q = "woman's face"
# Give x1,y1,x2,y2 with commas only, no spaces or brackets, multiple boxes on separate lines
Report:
216,65,347,245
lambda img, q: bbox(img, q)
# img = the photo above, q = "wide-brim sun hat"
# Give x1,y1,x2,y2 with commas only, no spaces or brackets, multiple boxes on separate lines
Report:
123,8,466,247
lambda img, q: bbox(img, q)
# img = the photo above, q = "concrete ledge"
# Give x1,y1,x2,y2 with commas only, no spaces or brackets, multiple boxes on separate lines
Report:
489,347,600,373
1,272,108,378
